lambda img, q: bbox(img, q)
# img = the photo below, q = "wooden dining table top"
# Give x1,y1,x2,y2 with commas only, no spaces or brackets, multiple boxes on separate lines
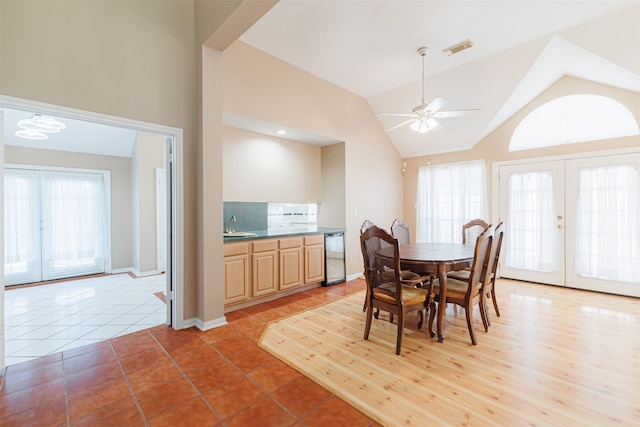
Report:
377,242,474,265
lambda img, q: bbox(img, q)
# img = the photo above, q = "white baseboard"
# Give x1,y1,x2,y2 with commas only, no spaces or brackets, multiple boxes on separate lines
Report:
195,316,228,331
179,317,199,330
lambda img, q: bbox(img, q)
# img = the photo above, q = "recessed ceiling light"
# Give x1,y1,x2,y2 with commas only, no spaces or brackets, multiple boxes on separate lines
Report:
276,130,287,135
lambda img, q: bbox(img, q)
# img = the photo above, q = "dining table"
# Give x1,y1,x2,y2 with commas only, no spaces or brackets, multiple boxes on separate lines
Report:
377,242,475,342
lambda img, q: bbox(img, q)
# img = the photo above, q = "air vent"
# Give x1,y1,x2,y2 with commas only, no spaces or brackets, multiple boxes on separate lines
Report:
442,39,474,56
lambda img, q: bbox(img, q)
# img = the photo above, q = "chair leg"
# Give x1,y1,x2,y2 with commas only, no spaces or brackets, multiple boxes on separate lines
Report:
466,306,478,345
364,302,374,340
491,288,500,317
396,311,404,355
427,302,437,338
417,308,424,329
479,296,489,332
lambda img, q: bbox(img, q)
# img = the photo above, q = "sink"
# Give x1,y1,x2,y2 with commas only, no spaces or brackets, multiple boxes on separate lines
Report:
223,231,258,237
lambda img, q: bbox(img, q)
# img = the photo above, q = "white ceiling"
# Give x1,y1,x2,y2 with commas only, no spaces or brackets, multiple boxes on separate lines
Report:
3,1,638,159
239,0,640,157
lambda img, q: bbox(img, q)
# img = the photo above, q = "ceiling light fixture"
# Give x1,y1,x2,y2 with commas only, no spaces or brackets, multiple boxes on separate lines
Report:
378,47,479,134
15,129,48,140
15,114,66,140
276,129,287,135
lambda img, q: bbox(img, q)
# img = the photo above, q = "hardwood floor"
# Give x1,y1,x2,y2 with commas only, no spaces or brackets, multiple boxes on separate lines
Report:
1,277,638,426
262,279,639,425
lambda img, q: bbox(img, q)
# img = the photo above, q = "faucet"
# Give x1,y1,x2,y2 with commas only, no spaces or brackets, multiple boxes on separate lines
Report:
226,215,236,233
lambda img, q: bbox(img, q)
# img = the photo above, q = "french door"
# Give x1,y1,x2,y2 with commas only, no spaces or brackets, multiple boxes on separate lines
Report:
4,168,109,286
498,152,640,297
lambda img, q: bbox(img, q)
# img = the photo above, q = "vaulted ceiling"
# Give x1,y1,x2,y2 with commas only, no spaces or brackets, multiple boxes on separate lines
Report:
3,1,639,159
239,0,640,157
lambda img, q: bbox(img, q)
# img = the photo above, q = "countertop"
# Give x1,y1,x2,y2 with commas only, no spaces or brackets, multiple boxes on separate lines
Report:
223,227,346,243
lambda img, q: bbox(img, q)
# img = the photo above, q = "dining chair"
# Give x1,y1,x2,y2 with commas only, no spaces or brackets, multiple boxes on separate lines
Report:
428,225,493,345
360,224,435,355
361,220,378,313
448,222,505,324
390,219,432,288
462,218,490,244
483,222,505,322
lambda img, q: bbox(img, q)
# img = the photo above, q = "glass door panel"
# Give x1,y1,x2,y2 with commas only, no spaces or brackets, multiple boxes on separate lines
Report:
499,161,565,286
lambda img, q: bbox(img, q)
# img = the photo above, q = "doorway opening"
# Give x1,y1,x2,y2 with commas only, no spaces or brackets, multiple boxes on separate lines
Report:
0,95,184,368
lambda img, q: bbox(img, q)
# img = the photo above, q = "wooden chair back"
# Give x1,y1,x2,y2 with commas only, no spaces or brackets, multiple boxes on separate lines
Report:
462,218,490,244
390,219,411,246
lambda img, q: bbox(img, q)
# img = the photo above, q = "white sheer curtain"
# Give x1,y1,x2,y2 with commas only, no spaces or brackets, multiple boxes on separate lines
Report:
504,171,557,272
40,171,108,281
575,164,640,283
416,160,487,243
4,168,108,285
4,169,41,285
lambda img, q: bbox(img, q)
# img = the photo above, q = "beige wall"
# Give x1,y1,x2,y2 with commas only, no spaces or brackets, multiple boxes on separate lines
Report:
222,126,322,202
4,146,133,270
132,132,165,274
320,143,346,229
1,0,200,320
223,41,403,278
402,76,640,240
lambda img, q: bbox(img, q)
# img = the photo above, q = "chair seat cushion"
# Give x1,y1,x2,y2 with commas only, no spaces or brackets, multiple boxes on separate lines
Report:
382,269,430,287
447,270,470,281
382,269,421,281
432,277,475,298
374,283,430,306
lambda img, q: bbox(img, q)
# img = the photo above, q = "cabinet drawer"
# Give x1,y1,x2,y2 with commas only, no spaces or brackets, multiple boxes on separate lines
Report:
304,234,324,246
279,237,303,249
252,239,277,253
224,242,249,257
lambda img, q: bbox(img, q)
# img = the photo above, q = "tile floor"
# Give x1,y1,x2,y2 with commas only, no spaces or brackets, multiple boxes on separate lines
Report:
4,274,167,367
0,278,379,426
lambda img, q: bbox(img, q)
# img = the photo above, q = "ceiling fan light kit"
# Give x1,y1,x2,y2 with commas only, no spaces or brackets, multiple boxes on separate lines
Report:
379,46,480,134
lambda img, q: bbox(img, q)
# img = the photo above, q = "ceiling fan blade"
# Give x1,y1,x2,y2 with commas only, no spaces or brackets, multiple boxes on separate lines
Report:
425,97,449,113
384,119,415,132
377,113,416,117
432,109,481,118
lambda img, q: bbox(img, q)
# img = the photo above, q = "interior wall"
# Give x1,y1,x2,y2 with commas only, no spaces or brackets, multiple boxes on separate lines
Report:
320,143,346,229
0,0,198,319
222,126,322,202
135,132,165,274
401,76,640,239
223,41,403,278
4,146,133,270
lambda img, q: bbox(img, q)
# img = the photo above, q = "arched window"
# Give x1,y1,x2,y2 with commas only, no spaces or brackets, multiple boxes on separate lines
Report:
510,94,639,151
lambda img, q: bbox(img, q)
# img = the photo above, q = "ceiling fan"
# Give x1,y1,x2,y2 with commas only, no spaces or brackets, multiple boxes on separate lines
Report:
379,47,480,133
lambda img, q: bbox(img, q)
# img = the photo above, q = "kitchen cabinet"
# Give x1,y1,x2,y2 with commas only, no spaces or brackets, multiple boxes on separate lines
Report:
252,239,278,297
223,242,250,304
279,237,304,290
224,233,326,308
304,234,325,284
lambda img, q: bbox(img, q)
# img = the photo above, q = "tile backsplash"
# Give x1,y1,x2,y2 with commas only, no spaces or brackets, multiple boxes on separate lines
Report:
223,202,318,232
223,202,267,232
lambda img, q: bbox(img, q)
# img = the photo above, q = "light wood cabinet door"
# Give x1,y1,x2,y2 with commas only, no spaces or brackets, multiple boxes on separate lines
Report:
280,247,303,290
224,254,250,304
252,250,278,297
304,243,325,284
